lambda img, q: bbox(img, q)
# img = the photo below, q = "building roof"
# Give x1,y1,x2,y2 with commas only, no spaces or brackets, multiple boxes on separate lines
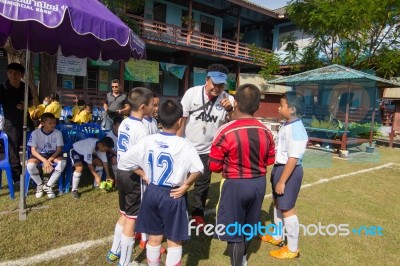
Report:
268,64,400,88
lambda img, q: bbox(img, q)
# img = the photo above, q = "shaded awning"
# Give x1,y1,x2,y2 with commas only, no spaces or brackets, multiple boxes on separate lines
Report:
268,64,400,88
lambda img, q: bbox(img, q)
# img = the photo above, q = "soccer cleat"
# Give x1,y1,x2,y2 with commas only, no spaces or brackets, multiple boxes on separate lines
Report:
106,250,120,263
106,179,114,191
71,190,80,199
35,184,44,198
191,215,205,232
43,184,56,199
269,245,299,260
260,234,284,247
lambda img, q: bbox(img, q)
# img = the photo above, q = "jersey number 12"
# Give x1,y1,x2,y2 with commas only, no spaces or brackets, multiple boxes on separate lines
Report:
148,150,173,186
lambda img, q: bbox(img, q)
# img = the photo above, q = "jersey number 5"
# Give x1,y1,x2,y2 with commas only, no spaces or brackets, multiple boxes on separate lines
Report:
148,151,173,186
117,132,130,152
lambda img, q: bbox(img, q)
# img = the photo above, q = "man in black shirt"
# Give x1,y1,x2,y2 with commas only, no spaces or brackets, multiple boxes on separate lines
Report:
0,63,32,183
102,79,129,130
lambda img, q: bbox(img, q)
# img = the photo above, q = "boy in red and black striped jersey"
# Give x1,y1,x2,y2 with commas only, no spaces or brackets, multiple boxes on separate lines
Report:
209,83,275,266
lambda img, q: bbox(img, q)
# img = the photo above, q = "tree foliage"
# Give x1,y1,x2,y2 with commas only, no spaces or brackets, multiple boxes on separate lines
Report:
285,0,400,78
100,0,144,32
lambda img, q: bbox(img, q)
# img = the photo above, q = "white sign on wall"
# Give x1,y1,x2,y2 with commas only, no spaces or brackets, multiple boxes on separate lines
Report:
57,51,87,76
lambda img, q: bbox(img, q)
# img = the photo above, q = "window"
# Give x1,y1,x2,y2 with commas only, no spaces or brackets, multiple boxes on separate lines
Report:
200,15,215,35
153,2,166,23
87,70,98,89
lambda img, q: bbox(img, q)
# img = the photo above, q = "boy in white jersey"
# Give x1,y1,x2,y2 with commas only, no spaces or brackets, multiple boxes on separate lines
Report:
69,137,114,199
143,92,160,134
27,113,66,199
119,99,203,266
107,87,154,266
261,91,308,259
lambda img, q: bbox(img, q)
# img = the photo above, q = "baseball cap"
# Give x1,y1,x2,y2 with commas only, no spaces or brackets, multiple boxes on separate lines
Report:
207,71,228,85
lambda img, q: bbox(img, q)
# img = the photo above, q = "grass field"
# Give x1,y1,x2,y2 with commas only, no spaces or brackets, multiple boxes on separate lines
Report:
1,145,400,265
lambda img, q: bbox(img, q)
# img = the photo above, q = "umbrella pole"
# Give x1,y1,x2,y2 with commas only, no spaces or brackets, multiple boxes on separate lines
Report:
19,46,29,221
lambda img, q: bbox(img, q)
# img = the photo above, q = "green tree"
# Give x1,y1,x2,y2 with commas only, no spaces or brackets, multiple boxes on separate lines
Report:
285,0,400,78
100,0,144,32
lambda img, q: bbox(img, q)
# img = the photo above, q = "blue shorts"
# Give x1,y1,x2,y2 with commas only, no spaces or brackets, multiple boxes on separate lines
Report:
30,153,54,160
271,164,303,210
215,177,266,242
135,184,190,242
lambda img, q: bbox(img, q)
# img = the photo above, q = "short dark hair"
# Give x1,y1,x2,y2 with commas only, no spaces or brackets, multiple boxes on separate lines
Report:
111,79,119,84
127,87,154,111
48,92,59,102
77,99,85,106
235,84,261,115
207,63,229,74
283,91,305,116
41,112,56,122
113,116,123,125
158,99,183,129
99,136,114,149
7,63,25,74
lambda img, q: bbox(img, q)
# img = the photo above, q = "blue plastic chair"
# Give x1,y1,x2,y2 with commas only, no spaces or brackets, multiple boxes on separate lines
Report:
0,131,15,199
62,129,86,193
61,106,73,122
92,107,99,123
77,123,102,138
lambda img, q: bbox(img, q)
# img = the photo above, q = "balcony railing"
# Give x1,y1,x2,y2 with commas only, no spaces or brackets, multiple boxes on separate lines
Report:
127,14,271,64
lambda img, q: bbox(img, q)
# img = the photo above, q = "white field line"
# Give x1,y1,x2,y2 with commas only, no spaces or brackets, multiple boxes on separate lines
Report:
204,162,398,216
0,236,112,266
1,163,398,265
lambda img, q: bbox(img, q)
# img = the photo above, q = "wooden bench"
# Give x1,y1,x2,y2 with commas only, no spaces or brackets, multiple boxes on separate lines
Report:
305,127,369,150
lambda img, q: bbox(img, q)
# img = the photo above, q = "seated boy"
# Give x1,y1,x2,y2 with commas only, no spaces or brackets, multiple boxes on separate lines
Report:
72,99,86,119
27,113,66,199
71,103,92,124
118,99,204,266
105,116,123,184
69,136,114,199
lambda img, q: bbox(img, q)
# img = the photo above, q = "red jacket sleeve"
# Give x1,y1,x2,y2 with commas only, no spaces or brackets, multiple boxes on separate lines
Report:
266,132,276,166
209,133,226,173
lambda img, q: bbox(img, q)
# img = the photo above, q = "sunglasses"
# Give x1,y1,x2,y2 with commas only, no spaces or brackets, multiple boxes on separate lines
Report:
112,86,119,88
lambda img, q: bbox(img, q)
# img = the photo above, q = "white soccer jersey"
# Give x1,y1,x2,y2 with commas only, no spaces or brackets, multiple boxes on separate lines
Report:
143,116,159,135
275,119,308,165
72,138,107,164
28,128,63,155
181,85,234,154
119,132,204,187
106,129,118,151
117,116,149,170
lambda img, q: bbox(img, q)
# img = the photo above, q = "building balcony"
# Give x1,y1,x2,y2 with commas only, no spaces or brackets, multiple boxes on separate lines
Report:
128,14,271,65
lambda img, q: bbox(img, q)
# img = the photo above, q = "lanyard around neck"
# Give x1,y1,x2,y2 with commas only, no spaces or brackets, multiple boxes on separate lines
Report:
202,86,217,118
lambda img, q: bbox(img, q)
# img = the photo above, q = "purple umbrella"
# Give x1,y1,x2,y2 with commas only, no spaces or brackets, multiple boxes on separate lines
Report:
0,0,146,220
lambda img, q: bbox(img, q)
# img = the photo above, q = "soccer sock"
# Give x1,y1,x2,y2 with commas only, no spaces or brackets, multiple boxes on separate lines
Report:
273,207,284,240
47,160,66,187
112,164,118,179
27,162,42,185
146,243,161,266
72,171,82,191
141,233,148,242
166,246,182,266
95,166,103,185
119,233,134,266
227,241,245,266
284,215,300,252
110,222,123,254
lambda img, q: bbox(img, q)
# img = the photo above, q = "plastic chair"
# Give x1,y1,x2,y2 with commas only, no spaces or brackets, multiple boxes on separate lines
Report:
92,107,99,123
62,129,86,193
0,131,15,199
77,123,102,138
61,106,73,122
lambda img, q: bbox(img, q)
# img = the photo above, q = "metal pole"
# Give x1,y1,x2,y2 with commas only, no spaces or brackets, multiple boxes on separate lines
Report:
19,43,29,221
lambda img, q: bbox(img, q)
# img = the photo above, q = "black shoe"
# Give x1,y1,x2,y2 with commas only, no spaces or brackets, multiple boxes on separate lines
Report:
71,190,80,199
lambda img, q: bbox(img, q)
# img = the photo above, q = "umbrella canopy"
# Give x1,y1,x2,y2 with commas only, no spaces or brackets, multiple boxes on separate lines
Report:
0,0,146,60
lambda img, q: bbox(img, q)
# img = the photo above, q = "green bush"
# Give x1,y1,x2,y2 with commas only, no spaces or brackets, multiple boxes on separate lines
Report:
348,122,382,138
